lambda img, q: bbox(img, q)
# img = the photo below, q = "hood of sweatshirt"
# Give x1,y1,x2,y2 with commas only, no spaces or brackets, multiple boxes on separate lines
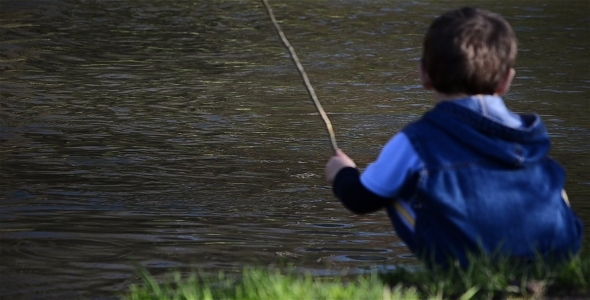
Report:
423,97,551,167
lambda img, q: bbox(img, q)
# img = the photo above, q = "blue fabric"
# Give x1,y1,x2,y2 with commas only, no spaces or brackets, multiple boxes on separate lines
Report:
453,95,523,129
360,96,522,199
361,133,422,198
395,98,583,266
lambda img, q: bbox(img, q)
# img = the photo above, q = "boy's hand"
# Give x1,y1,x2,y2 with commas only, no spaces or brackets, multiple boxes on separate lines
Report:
325,149,356,183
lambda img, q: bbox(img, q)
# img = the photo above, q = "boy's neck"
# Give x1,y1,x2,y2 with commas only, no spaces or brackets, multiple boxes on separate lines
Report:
434,91,474,102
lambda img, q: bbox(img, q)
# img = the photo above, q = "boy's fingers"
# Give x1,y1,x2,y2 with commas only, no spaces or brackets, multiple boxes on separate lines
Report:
335,149,346,157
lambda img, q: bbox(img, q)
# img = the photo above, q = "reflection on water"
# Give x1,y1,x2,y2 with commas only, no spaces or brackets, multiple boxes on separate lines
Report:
1,0,588,298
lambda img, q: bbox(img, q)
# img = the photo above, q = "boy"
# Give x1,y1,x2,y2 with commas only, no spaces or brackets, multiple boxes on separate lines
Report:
325,7,583,266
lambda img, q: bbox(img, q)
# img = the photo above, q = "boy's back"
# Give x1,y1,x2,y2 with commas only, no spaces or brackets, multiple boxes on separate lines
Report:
401,97,582,265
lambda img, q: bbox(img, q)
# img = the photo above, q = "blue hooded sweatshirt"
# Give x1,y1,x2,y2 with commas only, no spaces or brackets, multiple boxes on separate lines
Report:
399,100,583,266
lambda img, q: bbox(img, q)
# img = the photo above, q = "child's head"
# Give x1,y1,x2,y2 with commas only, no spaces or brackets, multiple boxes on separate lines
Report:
421,7,517,96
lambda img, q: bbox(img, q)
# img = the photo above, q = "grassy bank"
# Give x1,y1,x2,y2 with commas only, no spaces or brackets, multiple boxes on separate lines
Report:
124,247,589,300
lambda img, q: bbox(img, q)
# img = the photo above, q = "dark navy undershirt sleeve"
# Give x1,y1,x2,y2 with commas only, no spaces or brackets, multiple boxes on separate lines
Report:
332,167,392,214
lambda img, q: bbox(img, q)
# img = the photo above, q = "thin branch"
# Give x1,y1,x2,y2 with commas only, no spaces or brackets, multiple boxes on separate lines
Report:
261,0,338,154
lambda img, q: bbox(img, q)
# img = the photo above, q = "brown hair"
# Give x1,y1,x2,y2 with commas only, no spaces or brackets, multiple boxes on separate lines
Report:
422,7,517,95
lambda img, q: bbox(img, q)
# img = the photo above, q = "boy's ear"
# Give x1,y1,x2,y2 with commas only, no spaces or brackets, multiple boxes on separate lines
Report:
495,68,516,95
419,62,434,90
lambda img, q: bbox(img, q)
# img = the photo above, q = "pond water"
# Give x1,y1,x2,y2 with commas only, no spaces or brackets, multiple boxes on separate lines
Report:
1,0,588,299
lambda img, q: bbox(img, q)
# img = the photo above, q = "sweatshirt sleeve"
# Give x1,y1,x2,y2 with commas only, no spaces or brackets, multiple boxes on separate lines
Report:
360,133,422,198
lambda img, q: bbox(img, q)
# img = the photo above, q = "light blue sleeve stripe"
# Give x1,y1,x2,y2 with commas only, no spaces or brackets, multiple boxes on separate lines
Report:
360,133,422,198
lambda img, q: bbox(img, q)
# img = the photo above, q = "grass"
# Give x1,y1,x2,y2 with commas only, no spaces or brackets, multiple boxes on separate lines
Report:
123,246,589,300
125,269,419,300
379,249,590,299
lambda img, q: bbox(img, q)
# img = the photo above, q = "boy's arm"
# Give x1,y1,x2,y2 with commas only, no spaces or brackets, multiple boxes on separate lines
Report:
332,166,392,214
325,133,422,214
325,149,390,214
360,133,421,198
325,149,356,182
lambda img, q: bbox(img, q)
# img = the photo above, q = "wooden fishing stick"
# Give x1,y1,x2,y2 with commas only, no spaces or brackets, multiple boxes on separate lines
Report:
261,0,338,154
